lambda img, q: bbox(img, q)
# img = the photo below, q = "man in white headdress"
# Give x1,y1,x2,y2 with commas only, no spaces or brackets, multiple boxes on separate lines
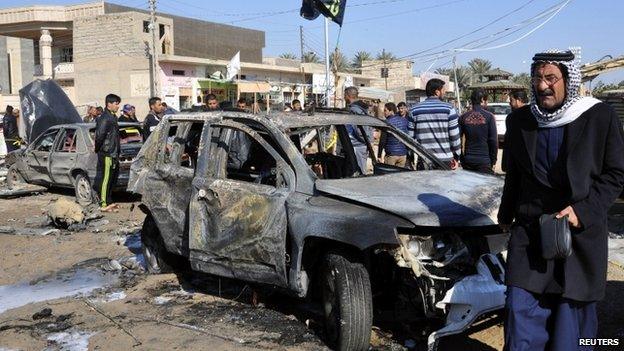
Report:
498,49,624,350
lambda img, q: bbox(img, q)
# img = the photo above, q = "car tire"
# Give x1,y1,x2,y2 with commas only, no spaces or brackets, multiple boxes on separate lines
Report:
321,253,373,351
74,173,94,206
141,215,173,274
6,164,26,188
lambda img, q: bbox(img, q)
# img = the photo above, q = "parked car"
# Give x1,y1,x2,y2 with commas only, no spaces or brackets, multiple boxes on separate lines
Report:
6,122,143,204
485,102,512,144
129,110,508,351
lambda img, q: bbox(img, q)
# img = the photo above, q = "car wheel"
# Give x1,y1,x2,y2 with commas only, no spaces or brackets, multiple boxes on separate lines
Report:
321,253,373,351
74,173,94,206
6,165,26,188
141,215,173,274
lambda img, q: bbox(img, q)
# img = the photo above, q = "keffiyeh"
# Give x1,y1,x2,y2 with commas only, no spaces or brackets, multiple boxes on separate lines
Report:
530,49,600,128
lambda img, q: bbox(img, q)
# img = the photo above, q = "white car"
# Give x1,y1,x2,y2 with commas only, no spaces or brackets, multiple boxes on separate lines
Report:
485,102,512,144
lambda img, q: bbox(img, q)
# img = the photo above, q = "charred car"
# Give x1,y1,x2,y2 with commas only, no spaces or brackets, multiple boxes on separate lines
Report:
128,110,508,351
6,123,143,204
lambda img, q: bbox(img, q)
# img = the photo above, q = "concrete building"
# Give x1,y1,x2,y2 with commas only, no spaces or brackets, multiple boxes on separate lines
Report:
0,1,265,116
360,59,455,104
1,1,446,116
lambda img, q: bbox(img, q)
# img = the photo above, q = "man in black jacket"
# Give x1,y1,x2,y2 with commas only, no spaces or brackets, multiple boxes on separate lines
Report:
143,97,164,140
499,50,624,351
93,94,122,211
459,89,497,173
3,105,21,153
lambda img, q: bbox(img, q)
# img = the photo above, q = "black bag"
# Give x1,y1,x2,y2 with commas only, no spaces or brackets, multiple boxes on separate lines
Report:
539,213,572,259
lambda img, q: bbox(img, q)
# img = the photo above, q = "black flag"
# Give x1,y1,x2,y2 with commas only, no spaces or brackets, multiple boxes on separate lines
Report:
300,0,347,26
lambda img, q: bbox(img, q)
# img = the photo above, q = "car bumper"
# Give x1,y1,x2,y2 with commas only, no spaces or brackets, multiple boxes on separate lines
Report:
427,253,506,350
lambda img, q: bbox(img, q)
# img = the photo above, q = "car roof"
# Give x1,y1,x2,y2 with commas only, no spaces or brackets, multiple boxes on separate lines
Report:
163,110,387,131
50,122,142,129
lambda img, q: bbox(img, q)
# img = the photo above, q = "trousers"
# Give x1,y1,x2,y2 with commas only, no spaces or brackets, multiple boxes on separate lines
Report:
504,286,597,351
93,154,119,207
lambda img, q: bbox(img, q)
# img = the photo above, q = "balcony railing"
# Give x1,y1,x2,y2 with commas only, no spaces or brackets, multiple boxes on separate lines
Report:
34,62,74,78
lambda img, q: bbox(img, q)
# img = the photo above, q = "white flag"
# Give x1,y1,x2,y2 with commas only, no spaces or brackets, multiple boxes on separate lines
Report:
226,51,241,80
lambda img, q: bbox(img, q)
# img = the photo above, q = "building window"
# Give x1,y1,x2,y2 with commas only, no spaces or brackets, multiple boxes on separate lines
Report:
61,48,73,63
172,70,185,76
34,41,40,65
143,21,150,33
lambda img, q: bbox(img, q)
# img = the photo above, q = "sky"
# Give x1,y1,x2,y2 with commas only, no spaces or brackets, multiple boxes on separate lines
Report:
4,0,624,84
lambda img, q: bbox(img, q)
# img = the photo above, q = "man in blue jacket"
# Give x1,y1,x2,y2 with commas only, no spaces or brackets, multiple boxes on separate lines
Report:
378,102,408,167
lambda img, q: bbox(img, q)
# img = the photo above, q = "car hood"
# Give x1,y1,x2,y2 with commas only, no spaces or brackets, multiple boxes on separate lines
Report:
315,170,503,227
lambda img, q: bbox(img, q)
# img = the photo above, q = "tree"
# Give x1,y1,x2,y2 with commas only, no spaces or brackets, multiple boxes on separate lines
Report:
592,80,619,95
302,51,321,64
279,53,298,60
435,66,471,89
331,49,351,72
376,50,396,62
511,72,531,92
351,51,372,68
467,58,492,83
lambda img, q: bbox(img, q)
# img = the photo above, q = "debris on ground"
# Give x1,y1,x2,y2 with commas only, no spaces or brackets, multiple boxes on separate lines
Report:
0,184,47,198
0,226,60,236
32,307,53,320
47,198,85,228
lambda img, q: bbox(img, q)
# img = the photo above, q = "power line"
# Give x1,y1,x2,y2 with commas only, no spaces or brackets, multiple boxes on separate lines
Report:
358,0,569,69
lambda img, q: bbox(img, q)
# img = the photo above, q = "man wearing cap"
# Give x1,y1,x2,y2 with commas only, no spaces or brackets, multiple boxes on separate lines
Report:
118,104,138,123
499,50,624,350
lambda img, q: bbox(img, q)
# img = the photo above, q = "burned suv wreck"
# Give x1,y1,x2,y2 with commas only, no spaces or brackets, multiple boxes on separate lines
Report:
128,110,507,351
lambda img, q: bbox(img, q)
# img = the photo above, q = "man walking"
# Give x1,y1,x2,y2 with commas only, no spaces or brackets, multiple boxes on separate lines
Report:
2,105,21,153
499,50,624,351
344,86,372,174
83,105,99,123
378,102,408,167
93,94,122,211
409,78,461,169
143,97,164,140
502,90,529,172
459,89,498,173
397,102,411,119
118,104,138,123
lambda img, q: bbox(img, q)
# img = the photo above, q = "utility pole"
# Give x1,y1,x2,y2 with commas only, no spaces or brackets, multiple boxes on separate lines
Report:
382,48,388,91
299,26,306,105
452,55,462,114
324,17,331,107
149,0,159,97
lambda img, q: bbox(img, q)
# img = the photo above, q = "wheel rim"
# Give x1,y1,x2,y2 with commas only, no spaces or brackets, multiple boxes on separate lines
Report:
322,267,340,344
76,177,91,202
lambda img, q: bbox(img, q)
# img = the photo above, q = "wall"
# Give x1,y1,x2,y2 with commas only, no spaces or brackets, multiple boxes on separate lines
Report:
73,12,152,118
0,36,8,95
19,38,34,90
104,3,265,63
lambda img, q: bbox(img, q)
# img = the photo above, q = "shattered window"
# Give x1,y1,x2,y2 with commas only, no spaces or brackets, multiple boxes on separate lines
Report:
288,124,441,179
163,122,204,169
213,127,278,187
34,129,60,152
56,129,77,153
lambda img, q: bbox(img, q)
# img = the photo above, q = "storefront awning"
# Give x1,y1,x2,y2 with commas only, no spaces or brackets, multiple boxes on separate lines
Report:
237,81,271,93
358,87,394,101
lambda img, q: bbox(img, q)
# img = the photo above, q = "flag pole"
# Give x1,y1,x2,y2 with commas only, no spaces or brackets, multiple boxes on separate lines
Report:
324,17,331,107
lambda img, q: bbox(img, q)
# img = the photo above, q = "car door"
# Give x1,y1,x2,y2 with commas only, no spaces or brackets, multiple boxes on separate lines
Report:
24,128,61,184
49,127,79,186
143,120,206,257
188,120,295,287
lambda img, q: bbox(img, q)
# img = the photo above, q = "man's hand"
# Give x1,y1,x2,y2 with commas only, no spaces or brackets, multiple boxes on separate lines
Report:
450,159,459,170
557,206,581,228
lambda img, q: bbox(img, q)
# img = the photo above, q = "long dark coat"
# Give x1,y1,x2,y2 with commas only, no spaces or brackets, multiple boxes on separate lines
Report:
498,103,624,302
